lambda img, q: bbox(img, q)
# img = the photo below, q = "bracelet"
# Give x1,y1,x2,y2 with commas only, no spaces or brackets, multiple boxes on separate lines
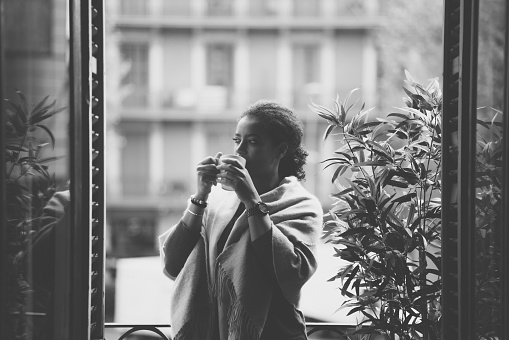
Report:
186,209,203,217
190,195,208,208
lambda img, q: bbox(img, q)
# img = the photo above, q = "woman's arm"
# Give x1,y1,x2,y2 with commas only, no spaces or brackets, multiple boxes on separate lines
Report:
161,152,220,278
159,200,206,278
251,201,323,303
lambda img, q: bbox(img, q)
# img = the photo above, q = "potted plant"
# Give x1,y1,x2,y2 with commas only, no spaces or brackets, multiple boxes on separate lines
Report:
309,71,442,339
4,89,66,339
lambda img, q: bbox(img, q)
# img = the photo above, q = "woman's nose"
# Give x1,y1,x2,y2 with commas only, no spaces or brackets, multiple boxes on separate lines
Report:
235,141,246,155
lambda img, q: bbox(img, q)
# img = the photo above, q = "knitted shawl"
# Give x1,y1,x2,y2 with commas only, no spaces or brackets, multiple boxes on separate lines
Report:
159,176,323,340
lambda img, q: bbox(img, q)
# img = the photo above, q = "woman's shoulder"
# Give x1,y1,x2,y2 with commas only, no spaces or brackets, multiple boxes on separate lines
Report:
268,176,323,216
281,177,321,203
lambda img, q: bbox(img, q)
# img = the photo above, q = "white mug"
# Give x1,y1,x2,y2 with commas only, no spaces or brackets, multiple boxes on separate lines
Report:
218,154,246,191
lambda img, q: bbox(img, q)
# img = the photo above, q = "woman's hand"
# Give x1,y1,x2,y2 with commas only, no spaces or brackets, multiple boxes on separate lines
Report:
195,152,222,200
217,158,260,205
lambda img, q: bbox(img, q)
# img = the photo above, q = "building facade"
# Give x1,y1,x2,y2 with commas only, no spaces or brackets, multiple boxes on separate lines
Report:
106,0,380,259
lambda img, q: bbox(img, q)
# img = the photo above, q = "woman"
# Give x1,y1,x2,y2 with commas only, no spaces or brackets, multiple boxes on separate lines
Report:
159,100,323,340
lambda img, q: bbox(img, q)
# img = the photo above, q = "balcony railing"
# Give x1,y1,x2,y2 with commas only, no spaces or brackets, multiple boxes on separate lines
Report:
105,322,364,340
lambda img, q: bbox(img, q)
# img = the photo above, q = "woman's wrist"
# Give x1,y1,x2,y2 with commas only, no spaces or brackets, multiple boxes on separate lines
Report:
243,195,261,210
182,199,206,232
190,195,208,208
193,192,209,202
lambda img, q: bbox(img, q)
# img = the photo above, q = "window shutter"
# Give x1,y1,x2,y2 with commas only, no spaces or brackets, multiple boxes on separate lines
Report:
442,0,479,338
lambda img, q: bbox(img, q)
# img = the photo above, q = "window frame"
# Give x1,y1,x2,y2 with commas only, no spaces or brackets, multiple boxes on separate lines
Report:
442,0,509,338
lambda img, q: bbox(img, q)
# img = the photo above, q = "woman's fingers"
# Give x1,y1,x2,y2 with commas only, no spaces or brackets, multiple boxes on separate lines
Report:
196,154,222,188
217,163,245,178
219,157,244,169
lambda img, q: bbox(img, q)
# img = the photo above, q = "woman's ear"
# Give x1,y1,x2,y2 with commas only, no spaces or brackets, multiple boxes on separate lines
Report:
277,143,288,160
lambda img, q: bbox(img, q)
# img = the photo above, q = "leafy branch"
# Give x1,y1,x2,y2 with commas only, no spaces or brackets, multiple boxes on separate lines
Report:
311,71,442,340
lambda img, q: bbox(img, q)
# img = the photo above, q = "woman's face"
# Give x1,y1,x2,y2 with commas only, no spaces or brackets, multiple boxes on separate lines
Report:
233,115,283,179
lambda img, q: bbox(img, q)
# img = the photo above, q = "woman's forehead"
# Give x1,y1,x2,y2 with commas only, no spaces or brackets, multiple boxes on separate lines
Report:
236,115,265,133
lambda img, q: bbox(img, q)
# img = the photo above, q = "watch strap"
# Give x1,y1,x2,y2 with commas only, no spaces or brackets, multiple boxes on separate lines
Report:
246,201,268,217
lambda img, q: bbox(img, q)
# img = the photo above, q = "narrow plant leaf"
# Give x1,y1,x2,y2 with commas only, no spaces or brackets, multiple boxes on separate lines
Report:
31,95,50,114
16,89,30,117
323,124,335,140
35,124,56,148
341,264,360,295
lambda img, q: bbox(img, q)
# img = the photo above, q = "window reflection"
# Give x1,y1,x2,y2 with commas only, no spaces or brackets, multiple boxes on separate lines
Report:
3,0,70,338
475,0,506,337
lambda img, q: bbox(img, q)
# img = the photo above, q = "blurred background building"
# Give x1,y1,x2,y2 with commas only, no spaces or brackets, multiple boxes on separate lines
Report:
102,0,445,334
104,0,382,328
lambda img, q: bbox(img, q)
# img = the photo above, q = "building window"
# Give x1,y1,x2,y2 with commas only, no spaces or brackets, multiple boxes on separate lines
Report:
292,44,321,108
120,0,149,16
336,0,367,16
293,0,320,17
120,42,149,107
207,0,233,16
249,0,278,16
162,0,191,16
120,124,150,196
205,43,234,109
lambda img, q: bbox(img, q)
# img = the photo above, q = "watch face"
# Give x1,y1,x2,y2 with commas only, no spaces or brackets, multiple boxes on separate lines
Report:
258,202,269,214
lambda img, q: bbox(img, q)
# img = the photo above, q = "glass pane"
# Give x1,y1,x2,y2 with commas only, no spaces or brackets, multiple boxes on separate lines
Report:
475,0,506,338
3,0,71,339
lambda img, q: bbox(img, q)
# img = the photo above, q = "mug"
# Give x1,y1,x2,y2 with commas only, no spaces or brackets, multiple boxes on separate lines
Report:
218,154,246,191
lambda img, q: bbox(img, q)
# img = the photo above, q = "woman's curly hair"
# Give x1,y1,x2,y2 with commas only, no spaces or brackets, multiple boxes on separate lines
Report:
240,100,308,181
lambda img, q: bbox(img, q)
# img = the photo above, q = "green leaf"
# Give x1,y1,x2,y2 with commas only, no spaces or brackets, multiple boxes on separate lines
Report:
341,264,360,295
334,151,354,160
387,112,411,120
392,192,417,204
332,187,354,197
35,124,56,148
309,101,339,125
343,87,360,108
346,305,366,316
426,251,441,270
331,164,348,183
37,156,65,164
339,263,354,282
16,89,30,118
353,160,389,167
346,178,367,198
386,179,409,188
31,95,50,113
5,107,26,134
30,105,67,125
322,124,334,141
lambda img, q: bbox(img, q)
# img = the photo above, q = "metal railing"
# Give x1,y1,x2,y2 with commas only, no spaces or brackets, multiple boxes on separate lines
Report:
105,322,361,340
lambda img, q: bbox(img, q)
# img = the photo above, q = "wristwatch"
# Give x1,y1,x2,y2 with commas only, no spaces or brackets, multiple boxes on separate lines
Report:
246,201,269,217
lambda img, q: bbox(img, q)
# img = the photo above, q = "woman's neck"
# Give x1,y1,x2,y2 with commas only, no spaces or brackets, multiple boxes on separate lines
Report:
253,173,281,195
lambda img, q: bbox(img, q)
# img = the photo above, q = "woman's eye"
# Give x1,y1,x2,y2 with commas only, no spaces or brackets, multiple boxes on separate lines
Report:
232,138,240,144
